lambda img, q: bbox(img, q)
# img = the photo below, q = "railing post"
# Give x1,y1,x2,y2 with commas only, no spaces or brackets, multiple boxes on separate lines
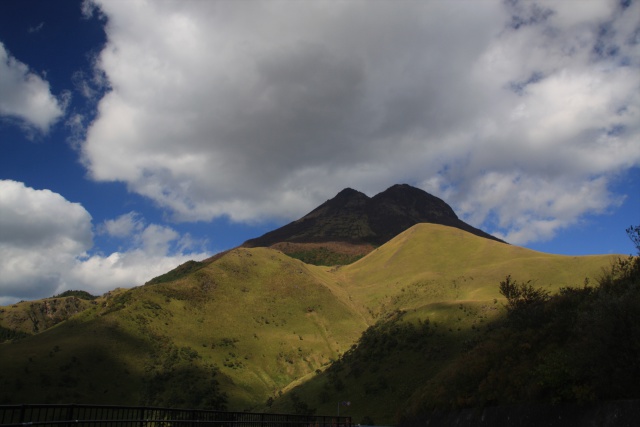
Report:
66,404,76,427
19,404,26,425
191,408,198,427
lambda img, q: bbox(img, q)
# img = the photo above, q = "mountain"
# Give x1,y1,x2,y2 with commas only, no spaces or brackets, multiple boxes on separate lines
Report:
243,184,504,265
0,223,623,423
0,293,96,336
0,249,367,409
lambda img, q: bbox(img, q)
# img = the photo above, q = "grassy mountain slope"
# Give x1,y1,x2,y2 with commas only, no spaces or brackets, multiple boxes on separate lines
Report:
266,225,622,423
398,254,640,422
0,248,367,409
269,242,374,266
339,224,616,317
0,225,624,423
0,295,97,336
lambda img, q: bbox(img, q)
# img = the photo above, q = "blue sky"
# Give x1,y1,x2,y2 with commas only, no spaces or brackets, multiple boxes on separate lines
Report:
1,0,639,304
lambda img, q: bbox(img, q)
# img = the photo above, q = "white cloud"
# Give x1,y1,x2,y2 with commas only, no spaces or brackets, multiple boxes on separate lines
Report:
0,181,209,304
100,211,144,238
0,42,64,132
73,219,208,296
0,180,93,301
69,250,199,296
139,224,179,255
81,0,640,244
457,172,623,244
28,22,44,34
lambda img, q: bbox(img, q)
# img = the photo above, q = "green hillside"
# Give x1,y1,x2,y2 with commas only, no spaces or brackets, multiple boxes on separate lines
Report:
0,224,626,423
0,295,96,336
266,224,622,423
340,224,617,316
0,248,367,409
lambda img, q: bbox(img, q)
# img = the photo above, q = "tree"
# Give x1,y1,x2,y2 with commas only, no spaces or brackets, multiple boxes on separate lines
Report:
626,225,640,254
499,275,550,326
499,275,550,309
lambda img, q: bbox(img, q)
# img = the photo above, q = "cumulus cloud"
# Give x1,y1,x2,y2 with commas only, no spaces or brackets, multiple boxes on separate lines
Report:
0,181,209,304
0,180,92,303
70,216,208,300
73,216,209,296
81,0,640,244
100,211,144,238
0,42,64,132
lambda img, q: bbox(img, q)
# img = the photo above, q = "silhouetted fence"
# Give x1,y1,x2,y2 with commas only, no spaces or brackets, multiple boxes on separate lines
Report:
399,399,640,427
0,405,351,427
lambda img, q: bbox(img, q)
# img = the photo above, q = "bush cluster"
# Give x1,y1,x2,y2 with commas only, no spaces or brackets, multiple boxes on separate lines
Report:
411,226,640,411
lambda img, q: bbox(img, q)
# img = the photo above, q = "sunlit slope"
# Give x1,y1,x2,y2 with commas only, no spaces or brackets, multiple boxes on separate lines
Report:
150,247,368,407
271,225,624,424
0,248,368,409
0,296,96,337
340,224,621,316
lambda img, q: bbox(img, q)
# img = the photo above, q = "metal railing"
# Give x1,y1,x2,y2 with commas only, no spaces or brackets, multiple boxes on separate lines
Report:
0,405,351,427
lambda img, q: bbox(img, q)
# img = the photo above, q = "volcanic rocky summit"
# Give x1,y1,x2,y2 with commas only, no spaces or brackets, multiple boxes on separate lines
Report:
242,184,504,265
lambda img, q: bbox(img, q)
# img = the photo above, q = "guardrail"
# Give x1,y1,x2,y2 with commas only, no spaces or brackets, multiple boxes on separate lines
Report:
0,404,351,427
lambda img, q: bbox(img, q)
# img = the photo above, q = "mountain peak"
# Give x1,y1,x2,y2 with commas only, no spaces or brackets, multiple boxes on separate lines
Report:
334,187,366,198
242,184,504,257
374,184,458,220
